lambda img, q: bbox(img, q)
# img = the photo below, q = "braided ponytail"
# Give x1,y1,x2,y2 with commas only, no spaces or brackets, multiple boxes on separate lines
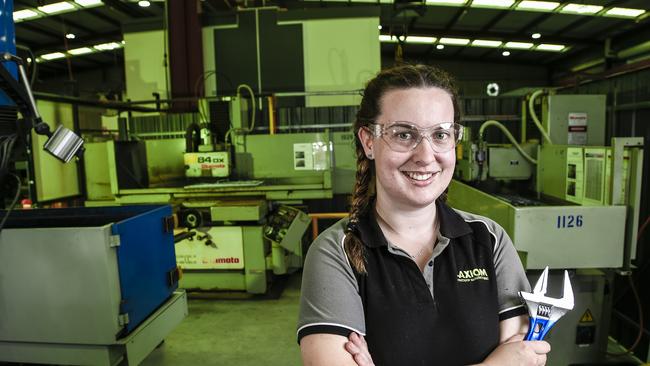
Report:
344,141,374,274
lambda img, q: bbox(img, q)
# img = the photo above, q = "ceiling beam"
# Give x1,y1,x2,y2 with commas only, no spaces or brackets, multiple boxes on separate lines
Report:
389,48,541,67
16,22,63,41
37,31,123,53
396,26,599,47
102,0,151,18
52,14,96,34
444,7,468,30
480,10,509,32
551,0,628,39
85,7,122,27
517,13,552,36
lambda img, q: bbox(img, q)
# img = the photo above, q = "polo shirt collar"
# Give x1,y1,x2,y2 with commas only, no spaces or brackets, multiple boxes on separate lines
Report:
357,207,388,249
436,199,473,239
356,199,473,249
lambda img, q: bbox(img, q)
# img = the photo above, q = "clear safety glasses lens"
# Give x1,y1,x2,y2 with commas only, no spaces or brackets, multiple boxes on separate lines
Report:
371,122,463,153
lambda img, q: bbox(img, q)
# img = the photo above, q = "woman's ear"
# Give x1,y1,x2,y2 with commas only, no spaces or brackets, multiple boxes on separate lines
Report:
357,127,375,160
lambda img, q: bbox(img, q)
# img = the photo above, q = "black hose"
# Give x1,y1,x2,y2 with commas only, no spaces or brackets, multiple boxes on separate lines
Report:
185,123,201,153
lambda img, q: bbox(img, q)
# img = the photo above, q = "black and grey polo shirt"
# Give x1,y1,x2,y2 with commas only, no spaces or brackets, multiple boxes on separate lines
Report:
297,200,530,366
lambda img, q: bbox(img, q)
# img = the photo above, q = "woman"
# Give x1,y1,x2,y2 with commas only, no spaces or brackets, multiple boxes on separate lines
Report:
297,64,550,365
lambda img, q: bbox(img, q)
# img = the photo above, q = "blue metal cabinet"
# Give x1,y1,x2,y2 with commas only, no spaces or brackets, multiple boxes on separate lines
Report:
0,205,178,344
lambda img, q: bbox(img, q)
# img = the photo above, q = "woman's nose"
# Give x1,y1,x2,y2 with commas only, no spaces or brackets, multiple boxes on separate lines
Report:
411,135,437,164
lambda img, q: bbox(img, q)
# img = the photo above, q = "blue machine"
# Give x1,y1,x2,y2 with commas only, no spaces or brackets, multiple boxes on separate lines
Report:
0,0,17,104
0,205,187,365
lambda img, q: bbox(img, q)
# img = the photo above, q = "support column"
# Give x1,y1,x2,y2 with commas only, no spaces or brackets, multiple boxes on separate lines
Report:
168,0,204,112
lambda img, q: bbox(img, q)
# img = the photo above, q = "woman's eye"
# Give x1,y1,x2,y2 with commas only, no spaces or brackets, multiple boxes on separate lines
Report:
395,131,413,140
434,131,450,140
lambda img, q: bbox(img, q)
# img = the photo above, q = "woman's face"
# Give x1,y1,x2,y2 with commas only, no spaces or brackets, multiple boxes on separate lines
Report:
358,87,456,210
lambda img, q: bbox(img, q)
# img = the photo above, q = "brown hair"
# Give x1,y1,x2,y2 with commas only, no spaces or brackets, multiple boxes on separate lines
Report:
344,64,460,274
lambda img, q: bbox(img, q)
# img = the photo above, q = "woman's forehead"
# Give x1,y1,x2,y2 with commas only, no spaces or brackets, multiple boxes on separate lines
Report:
377,87,454,123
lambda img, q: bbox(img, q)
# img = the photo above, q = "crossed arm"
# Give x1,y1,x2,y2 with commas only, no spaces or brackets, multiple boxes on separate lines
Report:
300,315,551,366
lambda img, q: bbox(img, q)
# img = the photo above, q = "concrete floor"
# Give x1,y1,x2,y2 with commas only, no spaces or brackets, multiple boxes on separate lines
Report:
140,273,303,366
0,270,643,366
139,271,643,366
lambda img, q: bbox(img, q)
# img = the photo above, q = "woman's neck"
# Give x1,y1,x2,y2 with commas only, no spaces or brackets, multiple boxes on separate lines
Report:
374,196,438,238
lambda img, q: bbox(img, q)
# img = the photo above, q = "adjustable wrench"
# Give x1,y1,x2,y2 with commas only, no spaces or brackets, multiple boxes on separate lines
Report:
519,267,574,341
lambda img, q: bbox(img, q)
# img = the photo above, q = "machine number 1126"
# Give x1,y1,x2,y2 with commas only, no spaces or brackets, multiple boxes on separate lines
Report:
557,215,583,228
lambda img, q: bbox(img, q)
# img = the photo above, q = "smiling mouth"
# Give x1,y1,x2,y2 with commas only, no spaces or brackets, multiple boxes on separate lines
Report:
402,171,436,181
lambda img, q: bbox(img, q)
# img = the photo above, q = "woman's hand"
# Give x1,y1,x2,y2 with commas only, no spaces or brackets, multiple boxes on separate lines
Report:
345,332,375,366
344,331,549,366
479,334,551,366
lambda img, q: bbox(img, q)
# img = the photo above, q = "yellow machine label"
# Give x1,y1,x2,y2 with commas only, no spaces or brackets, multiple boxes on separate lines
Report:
580,309,594,323
184,152,230,177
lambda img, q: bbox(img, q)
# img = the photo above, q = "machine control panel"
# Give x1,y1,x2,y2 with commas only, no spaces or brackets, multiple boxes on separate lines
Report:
264,205,310,255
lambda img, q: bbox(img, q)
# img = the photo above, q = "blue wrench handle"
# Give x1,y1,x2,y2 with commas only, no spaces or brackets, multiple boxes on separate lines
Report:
525,317,555,341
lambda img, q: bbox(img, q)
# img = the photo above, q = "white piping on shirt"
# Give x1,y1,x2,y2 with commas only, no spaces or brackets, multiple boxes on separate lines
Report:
463,218,499,254
499,304,526,314
297,322,366,337
340,235,353,270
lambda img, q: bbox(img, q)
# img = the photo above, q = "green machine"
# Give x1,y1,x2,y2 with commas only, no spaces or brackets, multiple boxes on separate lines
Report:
84,133,325,293
451,90,644,365
83,94,359,294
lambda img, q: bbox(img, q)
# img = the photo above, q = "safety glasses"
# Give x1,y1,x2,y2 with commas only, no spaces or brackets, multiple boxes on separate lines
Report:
367,121,463,153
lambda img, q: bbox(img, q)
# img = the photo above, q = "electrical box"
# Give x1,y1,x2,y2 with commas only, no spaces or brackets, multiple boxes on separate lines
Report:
538,145,584,204
605,148,630,205
184,151,231,178
544,95,606,146
488,145,536,180
264,205,311,254
583,147,608,205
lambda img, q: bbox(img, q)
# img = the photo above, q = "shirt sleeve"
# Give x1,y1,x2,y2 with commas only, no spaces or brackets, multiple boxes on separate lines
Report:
297,220,366,344
491,221,531,321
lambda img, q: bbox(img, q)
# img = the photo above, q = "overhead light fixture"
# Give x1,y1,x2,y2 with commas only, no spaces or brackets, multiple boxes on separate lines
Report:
604,7,645,18
13,9,39,21
68,47,94,55
560,3,603,15
379,35,398,43
406,36,437,44
436,44,445,50
471,0,515,9
531,33,541,39
378,25,382,30
38,2,75,14
471,39,502,47
425,0,467,4
138,0,151,7
75,0,104,6
94,42,122,51
27,57,33,63
439,37,470,45
516,1,559,11
65,33,76,39
502,51,511,56
505,41,534,49
40,52,67,60
536,44,566,51
15,1,104,23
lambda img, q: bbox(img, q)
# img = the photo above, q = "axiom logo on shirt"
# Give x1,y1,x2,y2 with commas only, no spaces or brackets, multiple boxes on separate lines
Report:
457,268,489,282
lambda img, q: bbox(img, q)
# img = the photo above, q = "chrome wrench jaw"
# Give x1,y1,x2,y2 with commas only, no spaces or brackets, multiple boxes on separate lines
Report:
519,267,575,341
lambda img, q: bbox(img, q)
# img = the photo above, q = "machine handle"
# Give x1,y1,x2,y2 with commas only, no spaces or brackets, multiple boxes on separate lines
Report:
173,230,196,243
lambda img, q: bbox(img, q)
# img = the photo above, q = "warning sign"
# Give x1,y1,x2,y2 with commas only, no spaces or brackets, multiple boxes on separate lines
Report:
580,309,594,323
568,112,588,145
